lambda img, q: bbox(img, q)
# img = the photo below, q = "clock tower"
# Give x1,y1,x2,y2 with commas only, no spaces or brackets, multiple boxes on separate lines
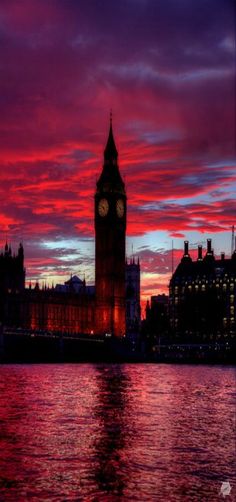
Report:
95,116,126,337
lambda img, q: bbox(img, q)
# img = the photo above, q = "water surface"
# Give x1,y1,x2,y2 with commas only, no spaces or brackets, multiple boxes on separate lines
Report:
0,364,235,501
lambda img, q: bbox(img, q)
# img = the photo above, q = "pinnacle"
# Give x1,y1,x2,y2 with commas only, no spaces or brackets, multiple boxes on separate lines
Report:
104,115,118,161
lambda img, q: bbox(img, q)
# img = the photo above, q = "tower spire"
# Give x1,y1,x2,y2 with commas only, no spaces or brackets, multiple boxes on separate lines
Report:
97,113,125,194
104,112,118,162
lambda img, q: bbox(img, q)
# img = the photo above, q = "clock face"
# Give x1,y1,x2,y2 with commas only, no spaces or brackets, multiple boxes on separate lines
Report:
116,199,124,218
98,198,109,217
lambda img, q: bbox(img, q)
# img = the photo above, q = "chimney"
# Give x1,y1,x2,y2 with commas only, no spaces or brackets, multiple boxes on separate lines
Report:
184,241,189,256
197,245,203,261
207,239,212,255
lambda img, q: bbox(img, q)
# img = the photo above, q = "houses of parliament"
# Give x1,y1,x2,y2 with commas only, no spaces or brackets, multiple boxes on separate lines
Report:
1,119,235,340
0,120,141,337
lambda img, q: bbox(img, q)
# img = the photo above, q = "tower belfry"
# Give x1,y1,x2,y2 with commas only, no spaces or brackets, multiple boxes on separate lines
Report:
95,117,126,337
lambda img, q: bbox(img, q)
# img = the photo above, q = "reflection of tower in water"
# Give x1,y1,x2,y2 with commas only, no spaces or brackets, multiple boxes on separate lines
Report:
93,365,133,499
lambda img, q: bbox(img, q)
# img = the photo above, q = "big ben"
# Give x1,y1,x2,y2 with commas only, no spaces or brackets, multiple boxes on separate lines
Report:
95,116,126,337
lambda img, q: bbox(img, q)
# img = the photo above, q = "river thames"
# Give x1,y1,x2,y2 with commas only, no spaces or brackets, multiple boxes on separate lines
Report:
0,364,235,501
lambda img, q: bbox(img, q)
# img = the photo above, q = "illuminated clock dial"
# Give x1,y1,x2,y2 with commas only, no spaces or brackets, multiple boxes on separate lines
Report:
98,198,109,217
116,199,124,218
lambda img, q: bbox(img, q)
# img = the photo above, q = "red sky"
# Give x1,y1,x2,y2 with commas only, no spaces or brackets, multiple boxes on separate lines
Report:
0,0,235,314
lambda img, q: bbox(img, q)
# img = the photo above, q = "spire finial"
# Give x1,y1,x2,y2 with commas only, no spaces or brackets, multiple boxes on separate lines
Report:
110,109,112,126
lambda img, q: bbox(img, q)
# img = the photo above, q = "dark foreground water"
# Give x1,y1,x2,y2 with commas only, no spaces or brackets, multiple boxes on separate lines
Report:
0,364,235,502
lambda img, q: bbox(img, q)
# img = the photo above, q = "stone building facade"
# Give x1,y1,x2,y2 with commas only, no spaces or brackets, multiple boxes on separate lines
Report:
169,239,236,340
125,258,141,332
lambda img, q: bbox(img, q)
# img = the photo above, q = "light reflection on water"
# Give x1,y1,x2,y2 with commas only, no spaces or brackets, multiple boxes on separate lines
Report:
0,364,235,501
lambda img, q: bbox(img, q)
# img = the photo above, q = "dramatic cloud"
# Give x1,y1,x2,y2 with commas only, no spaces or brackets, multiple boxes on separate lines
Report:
0,0,235,308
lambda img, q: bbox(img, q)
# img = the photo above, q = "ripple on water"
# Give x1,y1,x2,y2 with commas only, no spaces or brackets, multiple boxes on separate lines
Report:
0,363,235,501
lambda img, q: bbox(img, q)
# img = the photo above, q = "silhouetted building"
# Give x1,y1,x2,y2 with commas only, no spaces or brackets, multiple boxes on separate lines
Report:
125,257,141,332
145,294,168,332
95,116,126,337
169,239,236,340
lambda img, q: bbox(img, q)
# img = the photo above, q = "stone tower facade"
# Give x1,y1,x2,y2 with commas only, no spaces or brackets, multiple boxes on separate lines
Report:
125,258,141,332
95,118,126,337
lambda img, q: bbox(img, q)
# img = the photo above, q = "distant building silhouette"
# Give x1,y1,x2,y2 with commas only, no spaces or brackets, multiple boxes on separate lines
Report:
145,294,169,335
169,239,236,339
